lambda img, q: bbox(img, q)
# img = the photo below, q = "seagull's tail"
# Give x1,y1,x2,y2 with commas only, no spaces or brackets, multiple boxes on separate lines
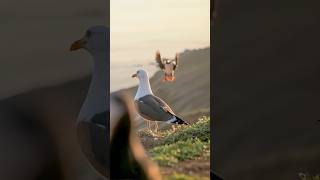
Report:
170,116,189,125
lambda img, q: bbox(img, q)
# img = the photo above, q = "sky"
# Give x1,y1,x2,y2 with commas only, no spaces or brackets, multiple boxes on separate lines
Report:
110,0,210,91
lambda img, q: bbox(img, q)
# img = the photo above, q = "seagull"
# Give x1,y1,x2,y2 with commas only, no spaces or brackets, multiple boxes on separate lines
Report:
132,69,188,131
70,25,108,177
155,50,179,82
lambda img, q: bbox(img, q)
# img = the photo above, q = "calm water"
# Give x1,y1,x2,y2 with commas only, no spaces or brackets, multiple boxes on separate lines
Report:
110,0,210,92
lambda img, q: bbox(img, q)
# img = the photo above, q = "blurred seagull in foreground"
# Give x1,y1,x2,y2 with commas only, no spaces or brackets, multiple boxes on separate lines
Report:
110,93,161,180
70,25,108,177
70,26,161,179
132,69,188,132
155,50,179,82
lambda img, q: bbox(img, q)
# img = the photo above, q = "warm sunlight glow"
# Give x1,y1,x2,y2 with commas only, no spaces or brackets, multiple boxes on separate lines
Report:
111,0,209,91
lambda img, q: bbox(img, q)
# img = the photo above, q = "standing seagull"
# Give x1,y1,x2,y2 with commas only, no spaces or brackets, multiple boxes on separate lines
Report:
70,25,108,177
132,69,188,130
155,50,179,82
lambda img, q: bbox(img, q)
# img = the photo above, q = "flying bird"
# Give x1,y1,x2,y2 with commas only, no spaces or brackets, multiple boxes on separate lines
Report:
132,69,188,132
155,50,179,82
70,25,109,177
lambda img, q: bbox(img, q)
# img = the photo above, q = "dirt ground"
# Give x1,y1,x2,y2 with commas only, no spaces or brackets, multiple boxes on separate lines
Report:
161,159,210,178
138,132,210,178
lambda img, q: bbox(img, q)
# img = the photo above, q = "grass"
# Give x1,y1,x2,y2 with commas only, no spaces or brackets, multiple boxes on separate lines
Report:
150,139,209,166
162,116,210,145
148,116,210,166
164,172,210,180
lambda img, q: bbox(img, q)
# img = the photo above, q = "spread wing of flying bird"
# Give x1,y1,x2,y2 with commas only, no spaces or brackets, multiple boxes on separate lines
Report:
173,53,179,70
155,50,165,69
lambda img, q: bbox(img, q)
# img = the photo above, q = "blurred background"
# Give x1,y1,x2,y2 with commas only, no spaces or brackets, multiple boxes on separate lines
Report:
212,0,320,179
0,0,107,179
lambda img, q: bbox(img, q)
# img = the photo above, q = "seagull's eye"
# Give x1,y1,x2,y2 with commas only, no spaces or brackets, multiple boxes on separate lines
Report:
86,30,91,37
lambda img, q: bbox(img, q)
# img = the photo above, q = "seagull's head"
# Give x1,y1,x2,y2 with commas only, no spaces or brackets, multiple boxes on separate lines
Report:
70,25,108,55
132,69,149,81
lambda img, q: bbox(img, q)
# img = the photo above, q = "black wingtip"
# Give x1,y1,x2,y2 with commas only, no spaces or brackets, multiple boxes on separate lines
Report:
182,121,189,125
173,116,189,125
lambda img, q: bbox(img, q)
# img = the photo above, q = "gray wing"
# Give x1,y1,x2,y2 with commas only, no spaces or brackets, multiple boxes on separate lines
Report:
77,111,108,177
135,95,175,122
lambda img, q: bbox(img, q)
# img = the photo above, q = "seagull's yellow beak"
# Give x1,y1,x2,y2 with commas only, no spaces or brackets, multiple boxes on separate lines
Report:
131,73,137,78
70,37,87,51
